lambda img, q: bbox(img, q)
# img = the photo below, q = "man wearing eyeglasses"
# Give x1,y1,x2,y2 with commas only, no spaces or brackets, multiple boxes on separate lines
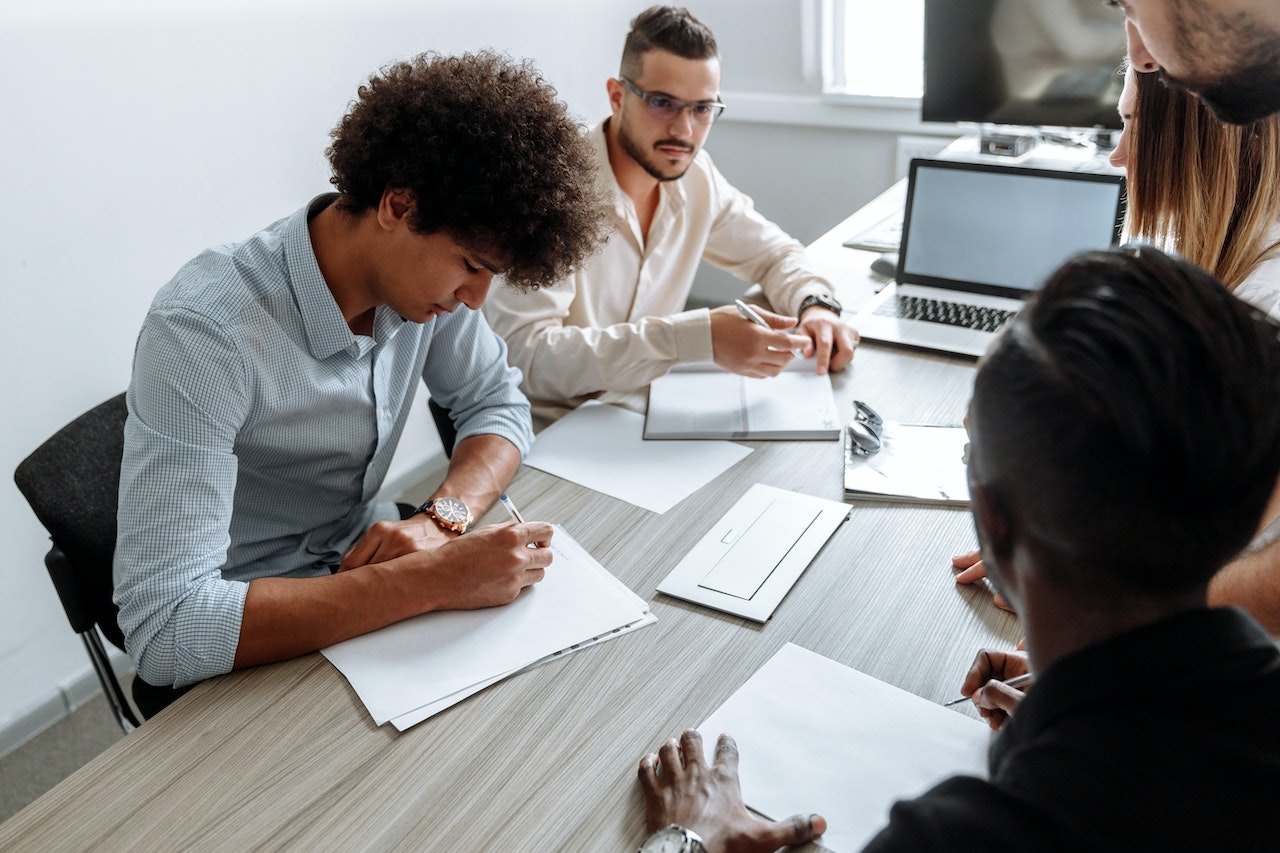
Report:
485,5,858,424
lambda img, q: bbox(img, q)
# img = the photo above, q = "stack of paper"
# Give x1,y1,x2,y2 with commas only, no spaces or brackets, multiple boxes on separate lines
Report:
322,527,655,731
645,360,840,440
843,421,970,506
699,643,989,853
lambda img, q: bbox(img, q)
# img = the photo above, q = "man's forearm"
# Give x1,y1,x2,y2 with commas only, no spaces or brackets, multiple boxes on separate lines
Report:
1209,537,1280,633
234,557,428,669
431,433,523,517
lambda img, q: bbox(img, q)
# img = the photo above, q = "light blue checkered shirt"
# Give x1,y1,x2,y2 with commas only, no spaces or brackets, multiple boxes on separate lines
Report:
114,196,532,687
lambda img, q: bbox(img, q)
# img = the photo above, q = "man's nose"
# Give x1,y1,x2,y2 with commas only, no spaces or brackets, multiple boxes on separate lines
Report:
1125,20,1158,73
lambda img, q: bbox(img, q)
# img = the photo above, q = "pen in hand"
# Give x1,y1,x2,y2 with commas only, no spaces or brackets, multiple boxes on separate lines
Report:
499,492,525,524
500,492,547,549
734,298,802,356
943,672,1033,707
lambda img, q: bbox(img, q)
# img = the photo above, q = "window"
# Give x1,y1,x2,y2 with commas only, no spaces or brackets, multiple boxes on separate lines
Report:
824,0,923,101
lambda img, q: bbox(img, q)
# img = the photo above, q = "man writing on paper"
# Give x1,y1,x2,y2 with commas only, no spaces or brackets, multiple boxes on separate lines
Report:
955,0,1280,629
113,52,608,716
633,248,1280,851
484,5,858,424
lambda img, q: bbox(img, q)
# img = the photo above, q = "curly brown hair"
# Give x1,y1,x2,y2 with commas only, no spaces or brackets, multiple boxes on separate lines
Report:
327,51,608,290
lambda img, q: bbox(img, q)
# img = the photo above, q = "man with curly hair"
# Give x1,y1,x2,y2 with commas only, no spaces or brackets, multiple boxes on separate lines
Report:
485,6,859,423
113,51,608,715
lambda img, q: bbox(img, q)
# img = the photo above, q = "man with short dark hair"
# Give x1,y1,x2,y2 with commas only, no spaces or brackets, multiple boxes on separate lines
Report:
485,5,858,424
113,51,608,709
635,248,1280,850
1118,0,1280,124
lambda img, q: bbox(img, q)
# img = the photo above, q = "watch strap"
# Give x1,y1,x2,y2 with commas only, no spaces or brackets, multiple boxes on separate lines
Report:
797,292,842,319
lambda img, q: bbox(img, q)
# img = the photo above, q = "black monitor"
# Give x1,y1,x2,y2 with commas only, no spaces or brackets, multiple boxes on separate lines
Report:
922,0,1127,130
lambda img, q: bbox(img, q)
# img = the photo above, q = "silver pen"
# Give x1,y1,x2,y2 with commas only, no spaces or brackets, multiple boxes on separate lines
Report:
943,672,1033,707
734,298,772,331
734,299,802,356
499,492,525,524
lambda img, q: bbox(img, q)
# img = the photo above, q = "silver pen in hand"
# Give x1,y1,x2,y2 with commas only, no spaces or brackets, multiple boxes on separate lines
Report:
943,672,1033,707
499,492,525,523
734,298,801,356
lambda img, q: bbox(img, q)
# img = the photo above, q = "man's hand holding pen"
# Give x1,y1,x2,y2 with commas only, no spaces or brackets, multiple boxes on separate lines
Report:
957,649,1032,731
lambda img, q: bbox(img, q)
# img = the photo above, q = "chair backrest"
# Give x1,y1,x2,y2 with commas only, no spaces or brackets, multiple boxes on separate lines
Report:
14,393,128,649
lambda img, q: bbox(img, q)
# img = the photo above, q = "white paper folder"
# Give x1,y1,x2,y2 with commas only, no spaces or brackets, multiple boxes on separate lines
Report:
657,484,849,621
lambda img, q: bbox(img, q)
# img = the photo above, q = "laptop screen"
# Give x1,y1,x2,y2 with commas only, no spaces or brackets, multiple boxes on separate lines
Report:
898,159,1126,300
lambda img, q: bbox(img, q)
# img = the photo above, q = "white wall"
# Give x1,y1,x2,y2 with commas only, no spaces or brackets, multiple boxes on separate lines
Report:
0,0,907,746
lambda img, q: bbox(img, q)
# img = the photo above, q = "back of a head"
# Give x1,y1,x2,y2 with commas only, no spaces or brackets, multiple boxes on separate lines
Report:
621,5,718,78
971,247,1280,594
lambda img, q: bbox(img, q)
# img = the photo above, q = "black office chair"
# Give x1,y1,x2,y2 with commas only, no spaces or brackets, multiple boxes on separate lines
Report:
428,397,457,458
14,393,141,731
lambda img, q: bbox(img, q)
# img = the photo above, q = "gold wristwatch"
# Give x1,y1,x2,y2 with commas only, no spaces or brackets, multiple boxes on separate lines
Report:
415,496,472,534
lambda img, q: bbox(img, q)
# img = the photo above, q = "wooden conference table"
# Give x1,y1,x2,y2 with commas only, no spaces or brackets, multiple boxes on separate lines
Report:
0,191,1019,852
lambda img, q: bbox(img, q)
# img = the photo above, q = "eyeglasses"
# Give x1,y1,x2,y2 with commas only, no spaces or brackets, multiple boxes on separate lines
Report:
846,400,884,456
618,76,726,124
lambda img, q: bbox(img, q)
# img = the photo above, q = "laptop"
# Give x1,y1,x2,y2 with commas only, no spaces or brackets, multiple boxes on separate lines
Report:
850,158,1125,358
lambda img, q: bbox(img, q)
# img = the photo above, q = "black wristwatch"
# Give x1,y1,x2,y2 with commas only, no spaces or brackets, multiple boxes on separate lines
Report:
414,496,472,534
638,825,706,853
797,292,842,319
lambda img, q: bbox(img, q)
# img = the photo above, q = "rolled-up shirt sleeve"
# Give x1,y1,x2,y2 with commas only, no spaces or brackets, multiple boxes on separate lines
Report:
114,305,251,688
423,306,533,455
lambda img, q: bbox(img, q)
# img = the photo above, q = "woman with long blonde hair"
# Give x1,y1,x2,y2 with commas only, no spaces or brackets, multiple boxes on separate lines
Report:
1111,65,1280,311
956,66,1280,617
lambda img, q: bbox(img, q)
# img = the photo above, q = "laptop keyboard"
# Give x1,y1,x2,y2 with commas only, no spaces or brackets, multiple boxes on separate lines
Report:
874,294,1015,333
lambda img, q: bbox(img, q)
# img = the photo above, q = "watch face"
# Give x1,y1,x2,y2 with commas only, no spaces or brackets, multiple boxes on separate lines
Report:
641,826,690,853
427,494,473,527
431,497,469,525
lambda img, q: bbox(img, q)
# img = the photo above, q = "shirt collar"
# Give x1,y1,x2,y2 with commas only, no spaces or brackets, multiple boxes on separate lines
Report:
283,194,408,359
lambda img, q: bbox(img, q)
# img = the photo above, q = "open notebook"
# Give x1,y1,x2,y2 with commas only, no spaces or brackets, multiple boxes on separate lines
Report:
645,359,840,440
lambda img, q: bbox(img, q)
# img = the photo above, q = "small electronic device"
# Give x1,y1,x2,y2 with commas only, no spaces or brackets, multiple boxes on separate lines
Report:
978,131,1036,158
849,157,1125,358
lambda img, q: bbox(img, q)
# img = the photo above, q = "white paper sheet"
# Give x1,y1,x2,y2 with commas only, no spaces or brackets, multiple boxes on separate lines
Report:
699,643,989,853
844,422,970,505
321,526,652,726
388,611,657,730
521,401,753,514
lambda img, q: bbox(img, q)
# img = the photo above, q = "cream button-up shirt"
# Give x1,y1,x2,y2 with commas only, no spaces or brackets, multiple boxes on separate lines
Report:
484,120,836,424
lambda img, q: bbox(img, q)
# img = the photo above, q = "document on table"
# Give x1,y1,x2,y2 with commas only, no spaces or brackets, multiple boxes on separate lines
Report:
699,643,989,853
645,359,841,440
844,421,970,506
321,526,654,729
522,401,753,514
656,484,850,622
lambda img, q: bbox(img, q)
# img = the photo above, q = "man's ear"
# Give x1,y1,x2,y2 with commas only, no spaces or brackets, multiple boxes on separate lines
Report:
606,78,624,117
376,187,415,232
971,483,1013,562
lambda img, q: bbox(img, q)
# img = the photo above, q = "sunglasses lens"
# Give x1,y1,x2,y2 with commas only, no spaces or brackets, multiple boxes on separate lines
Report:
853,400,883,429
847,421,882,455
